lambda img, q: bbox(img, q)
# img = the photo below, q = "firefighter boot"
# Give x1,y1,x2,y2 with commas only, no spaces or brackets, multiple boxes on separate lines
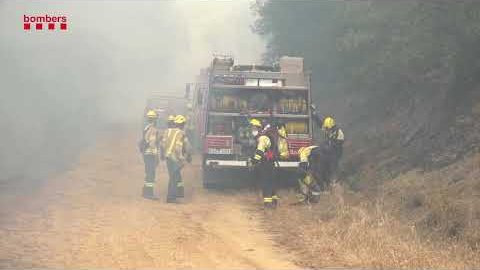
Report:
143,182,152,197
272,195,280,208
263,197,273,209
309,183,321,203
296,178,309,204
310,191,320,203
143,183,159,200
176,181,184,198
143,185,153,199
142,186,149,198
296,193,308,204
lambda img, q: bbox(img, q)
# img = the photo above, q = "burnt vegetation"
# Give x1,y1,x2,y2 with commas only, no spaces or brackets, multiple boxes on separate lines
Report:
253,1,480,267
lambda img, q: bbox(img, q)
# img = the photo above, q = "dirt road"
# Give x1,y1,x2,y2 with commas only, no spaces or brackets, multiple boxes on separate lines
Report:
0,133,298,269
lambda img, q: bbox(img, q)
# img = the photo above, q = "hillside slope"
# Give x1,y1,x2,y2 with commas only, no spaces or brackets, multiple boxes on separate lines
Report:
252,0,480,261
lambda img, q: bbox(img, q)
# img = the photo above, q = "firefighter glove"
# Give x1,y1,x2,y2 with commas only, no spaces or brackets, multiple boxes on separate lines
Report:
247,157,256,171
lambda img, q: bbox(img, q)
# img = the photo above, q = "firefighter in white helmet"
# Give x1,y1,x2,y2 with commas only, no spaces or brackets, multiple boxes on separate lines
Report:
139,110,161,200
161,115,192,203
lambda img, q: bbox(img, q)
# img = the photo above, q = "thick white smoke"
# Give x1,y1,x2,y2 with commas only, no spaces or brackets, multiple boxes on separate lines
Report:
0,0,264,181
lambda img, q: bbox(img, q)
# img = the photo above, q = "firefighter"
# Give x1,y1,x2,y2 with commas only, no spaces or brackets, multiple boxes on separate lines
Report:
322,116,345,183
177,115,193,198
161,115,186,198
140,110,161,200
248,119,278,209
310,105,345,183
161,115,192,203
270,122,291,205
296,146,323,203
170,114,188,198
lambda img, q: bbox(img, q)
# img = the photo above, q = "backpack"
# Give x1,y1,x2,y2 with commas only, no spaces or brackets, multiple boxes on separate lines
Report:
261,123,290,162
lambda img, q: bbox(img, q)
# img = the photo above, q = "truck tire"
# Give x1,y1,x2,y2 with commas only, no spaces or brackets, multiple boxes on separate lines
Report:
202,167,216,189
202,157,216,189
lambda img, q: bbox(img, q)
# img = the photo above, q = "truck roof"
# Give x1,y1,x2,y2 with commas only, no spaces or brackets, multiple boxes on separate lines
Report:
209,56,310,89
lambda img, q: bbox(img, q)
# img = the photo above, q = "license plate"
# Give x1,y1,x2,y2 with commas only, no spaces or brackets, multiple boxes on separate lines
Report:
208,148,232,155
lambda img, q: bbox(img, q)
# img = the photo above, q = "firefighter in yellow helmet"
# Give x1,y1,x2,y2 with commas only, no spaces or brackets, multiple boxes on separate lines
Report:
139,110,161,200
248,118,278,209
296,146,324,203
161,115,182,197
161,114,192,203
322,116,345,183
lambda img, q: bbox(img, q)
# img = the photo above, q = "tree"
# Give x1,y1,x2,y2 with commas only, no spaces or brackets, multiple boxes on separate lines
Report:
253,0,480,177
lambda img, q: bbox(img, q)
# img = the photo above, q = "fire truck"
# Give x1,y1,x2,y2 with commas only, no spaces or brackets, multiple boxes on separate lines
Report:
189,56,314,188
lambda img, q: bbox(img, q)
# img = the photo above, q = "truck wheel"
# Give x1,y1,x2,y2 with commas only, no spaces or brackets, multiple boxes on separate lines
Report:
202,166,216,189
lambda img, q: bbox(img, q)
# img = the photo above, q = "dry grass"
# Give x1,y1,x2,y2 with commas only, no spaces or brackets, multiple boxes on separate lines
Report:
384,154,480,250
257,174,480,269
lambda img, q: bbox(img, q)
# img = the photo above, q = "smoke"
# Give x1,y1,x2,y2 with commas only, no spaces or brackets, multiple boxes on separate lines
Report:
0,0,264,181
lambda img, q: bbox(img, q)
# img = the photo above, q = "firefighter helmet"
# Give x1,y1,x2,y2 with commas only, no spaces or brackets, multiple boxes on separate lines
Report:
174,115,186,124
249,118,262,128
322,116,336,130
146,110,158,118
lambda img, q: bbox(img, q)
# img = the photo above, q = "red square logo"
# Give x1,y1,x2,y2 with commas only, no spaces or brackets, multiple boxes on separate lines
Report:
60,23,67,30
35,23,42,30
24,23,30,30
48,23,55,30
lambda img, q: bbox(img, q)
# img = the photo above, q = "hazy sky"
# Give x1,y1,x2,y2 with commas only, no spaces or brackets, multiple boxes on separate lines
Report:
0,0,265,180
0,0,264,121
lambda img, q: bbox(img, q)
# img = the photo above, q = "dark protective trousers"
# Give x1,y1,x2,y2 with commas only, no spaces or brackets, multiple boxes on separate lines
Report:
143,154,158,196
143,154,158,183
256,160,277,204
327,145,343,184
166,158,182,201
297,171,321,203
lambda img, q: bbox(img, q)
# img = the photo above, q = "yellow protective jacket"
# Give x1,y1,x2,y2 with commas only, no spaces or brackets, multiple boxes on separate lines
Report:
143,124,161,155
325,127,345,147
277,126,290,160
253,135,272,162
162,128,191,163
298,145,319,163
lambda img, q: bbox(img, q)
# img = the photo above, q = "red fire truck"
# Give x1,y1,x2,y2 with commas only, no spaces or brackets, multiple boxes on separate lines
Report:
189,56,314,188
